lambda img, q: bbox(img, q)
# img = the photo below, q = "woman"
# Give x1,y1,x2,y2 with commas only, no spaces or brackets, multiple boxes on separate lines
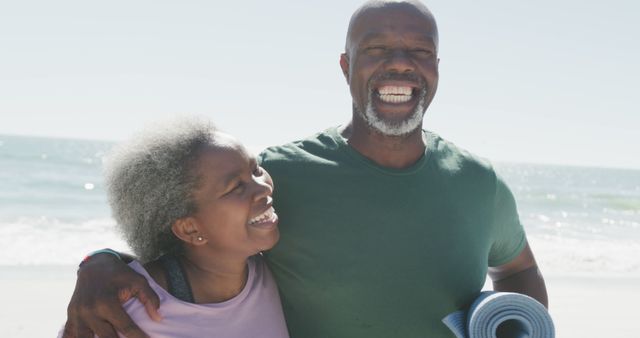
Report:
63,118,289,337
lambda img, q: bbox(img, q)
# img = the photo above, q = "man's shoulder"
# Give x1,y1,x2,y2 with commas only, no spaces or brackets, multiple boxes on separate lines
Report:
259,127,340,165
426,130,496,179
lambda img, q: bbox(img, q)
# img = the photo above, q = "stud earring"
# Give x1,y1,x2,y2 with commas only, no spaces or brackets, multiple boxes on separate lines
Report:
197,236,203,241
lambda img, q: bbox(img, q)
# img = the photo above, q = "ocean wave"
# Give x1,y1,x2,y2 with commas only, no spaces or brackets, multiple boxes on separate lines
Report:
528,235,640,277
2,218,639,277
0,217,129,265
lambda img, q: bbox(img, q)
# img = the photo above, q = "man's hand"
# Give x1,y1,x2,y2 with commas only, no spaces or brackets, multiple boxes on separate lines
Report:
488,241,549,308
62,253,161,338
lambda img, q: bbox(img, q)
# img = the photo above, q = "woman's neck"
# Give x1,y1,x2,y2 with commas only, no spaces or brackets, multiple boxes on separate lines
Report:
179,252,249,304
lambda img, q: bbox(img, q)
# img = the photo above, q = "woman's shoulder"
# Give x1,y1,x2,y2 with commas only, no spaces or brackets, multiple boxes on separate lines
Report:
139,259,168,290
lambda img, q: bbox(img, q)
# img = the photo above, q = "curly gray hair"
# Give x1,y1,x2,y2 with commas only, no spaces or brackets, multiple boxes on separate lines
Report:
105,118,217,262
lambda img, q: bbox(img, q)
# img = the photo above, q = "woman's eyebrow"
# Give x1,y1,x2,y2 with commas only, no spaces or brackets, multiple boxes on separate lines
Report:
219,170,242,190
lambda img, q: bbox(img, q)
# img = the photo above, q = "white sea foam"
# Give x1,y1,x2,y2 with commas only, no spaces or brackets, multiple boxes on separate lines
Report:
528,235,640,277
0,217,129,266
1,217,639,277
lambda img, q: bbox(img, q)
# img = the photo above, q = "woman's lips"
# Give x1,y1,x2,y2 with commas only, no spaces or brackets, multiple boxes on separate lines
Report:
248,207,279,229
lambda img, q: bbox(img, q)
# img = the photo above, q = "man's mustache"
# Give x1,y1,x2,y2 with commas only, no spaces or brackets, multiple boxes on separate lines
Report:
369,72,426,87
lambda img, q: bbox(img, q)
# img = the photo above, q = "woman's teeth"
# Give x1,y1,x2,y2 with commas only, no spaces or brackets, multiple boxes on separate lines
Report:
248,207,276,225
377,86,413,103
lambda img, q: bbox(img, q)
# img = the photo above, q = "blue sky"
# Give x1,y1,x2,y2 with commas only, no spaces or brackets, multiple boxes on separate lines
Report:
1,0,638,168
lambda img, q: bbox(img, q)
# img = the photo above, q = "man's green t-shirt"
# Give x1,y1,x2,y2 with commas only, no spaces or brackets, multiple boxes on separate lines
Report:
259,127,526,338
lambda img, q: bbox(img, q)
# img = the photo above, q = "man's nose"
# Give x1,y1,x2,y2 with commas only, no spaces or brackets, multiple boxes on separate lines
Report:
383,49,415,73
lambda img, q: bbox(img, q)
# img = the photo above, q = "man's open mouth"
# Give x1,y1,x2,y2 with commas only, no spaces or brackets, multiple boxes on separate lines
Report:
376,85,416,104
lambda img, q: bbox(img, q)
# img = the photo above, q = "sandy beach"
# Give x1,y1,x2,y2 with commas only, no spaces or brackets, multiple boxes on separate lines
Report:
2,265,638,337
544,275,640,337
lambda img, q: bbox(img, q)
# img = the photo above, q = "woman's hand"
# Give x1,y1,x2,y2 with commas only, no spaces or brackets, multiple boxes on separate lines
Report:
61,253,161,338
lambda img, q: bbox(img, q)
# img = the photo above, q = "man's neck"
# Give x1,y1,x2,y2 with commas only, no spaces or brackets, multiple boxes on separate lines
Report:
340,119,426,169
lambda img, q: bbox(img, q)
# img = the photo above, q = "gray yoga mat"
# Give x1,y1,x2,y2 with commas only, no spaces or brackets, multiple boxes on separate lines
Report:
442,292,555,338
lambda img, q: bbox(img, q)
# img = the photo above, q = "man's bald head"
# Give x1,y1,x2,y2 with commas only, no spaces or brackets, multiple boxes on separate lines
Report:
339,0,440,137
345,0,438,55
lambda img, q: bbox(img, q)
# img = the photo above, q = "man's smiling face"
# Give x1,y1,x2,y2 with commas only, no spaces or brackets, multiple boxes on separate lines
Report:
341,3,439,136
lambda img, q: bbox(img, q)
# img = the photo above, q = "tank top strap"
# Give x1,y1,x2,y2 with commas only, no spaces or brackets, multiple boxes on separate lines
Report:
158,254,195,303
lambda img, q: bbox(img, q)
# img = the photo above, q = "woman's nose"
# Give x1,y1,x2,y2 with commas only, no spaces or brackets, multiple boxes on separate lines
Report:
252,177,273,202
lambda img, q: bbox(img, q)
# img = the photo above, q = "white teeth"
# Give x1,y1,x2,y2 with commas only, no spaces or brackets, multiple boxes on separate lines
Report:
379,94,412,103
249,207,275,225
378,86,412,95
377,86,413,103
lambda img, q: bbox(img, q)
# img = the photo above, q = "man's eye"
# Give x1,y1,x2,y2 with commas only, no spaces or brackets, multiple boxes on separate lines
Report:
410,49,433,57
365,46,387,54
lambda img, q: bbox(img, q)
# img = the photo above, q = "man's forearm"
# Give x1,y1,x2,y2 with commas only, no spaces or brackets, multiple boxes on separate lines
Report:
492,265,548,308
84,249,136,264
118,251,136,263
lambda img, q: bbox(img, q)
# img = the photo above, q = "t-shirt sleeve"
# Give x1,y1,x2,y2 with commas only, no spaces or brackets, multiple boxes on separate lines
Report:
258,149,274,169
488,174,527,267
258,149,275,167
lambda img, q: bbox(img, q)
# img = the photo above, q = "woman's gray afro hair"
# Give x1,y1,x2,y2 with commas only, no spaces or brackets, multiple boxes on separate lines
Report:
105,117,217,262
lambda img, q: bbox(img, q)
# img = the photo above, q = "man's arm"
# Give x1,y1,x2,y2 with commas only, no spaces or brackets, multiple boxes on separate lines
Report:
488,241,548,308
62,252,162,338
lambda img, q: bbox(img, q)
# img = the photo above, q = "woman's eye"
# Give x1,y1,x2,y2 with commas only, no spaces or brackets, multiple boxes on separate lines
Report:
253,166,264,176
232,183,245,193
225,182,244,195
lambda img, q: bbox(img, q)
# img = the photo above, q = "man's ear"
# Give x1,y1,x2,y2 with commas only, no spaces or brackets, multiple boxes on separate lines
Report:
172,217,207,245
339,53,350,83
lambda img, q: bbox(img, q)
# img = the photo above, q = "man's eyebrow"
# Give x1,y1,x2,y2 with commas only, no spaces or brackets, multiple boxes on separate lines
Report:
360,32,385,44
414,36,437,47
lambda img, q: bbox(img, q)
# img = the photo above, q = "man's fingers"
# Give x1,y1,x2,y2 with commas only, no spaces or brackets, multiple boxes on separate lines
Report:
134,282,162,322
100,302,150,338
142,299,162,322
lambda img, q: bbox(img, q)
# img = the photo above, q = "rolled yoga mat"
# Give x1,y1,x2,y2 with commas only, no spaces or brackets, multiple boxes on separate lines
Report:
442,292,555,338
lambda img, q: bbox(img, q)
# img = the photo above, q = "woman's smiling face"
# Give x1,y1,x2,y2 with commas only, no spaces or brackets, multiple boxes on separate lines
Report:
185,133,279,257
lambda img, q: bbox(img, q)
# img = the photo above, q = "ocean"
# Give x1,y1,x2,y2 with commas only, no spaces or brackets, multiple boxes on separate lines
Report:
1,134,639,277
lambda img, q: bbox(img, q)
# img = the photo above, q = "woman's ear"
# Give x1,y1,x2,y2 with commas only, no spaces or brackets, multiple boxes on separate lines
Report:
172,217,208,246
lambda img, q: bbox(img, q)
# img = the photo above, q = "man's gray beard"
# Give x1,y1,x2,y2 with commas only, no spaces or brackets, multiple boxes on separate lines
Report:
358,88,427,137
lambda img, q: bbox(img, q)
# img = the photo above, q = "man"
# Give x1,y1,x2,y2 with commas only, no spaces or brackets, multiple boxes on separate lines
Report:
63,1,547,337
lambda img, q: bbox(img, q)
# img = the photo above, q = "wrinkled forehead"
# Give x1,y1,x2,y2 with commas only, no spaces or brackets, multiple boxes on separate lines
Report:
347,4,438,49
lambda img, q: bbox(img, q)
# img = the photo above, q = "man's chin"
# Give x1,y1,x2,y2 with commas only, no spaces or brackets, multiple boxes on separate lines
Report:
364,109,423,137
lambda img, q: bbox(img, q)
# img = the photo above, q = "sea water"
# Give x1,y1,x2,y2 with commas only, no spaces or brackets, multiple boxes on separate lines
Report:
1,134,639,276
